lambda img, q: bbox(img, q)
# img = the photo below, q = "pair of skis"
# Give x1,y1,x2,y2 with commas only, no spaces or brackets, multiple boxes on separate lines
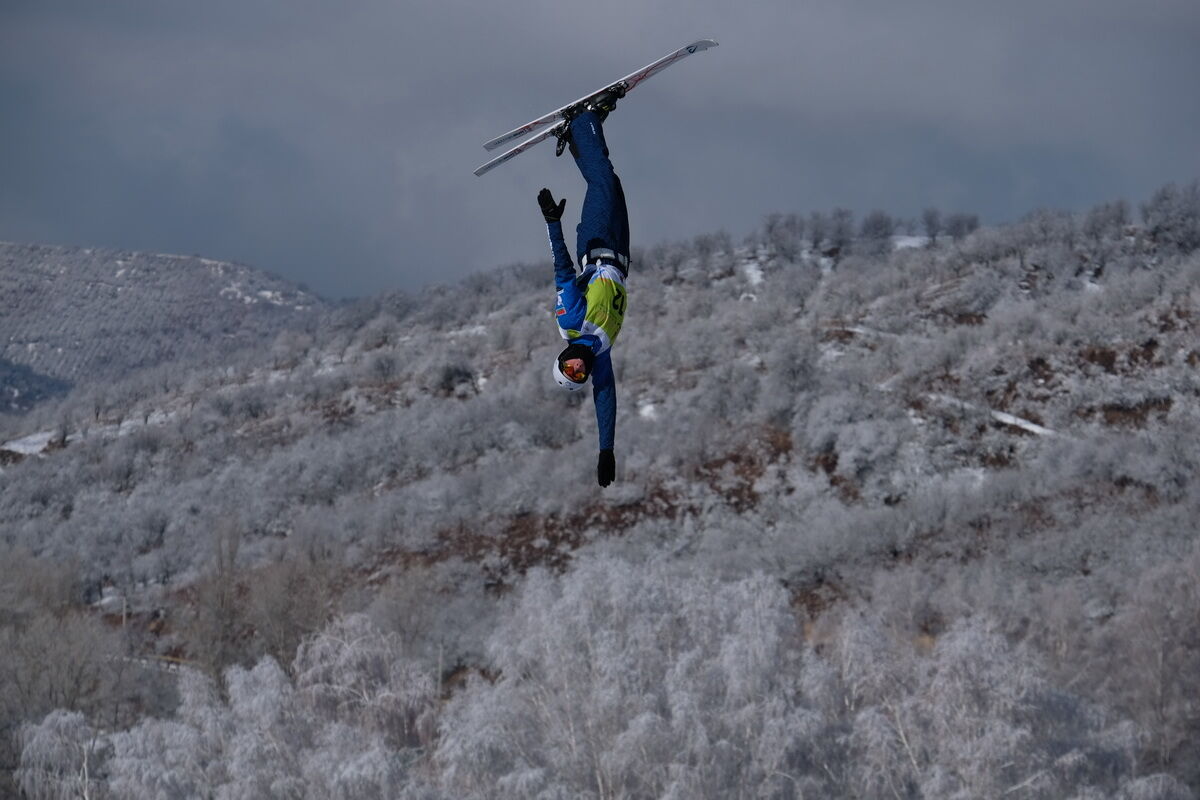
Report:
473,39,718,177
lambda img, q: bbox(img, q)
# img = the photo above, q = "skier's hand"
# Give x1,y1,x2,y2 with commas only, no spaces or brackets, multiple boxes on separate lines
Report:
597,449,616,488
538,188,566,223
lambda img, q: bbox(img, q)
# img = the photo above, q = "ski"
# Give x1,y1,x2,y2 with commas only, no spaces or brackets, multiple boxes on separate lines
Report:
474,121,569,178
474,39,718,176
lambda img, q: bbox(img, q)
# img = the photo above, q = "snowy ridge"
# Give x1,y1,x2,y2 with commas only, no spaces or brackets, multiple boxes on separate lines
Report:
0,241,326,393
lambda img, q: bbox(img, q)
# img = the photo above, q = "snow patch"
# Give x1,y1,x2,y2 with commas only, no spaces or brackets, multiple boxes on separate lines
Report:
638,400,659,420
257,290,288,306
955,466,988,490
313,352,346,376
892,235,929,250
1,430,55,455
93,585,125,614
742,262,764,286
990,409,1059,437
839,325,907,341
448,324,487,338
145,409,173,426
220,283,256,305
926,393,1060,437
817,341,845,366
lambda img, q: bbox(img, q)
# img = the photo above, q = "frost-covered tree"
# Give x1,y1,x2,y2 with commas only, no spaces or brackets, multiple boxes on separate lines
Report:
360,314,401,349
1141,180,1200,254
436,557,818,799
808,210,828,251
922,207,942,245
16,710,107,800
945,211,980,242
806,611,1173,798
295,614,437,750
1082,199,1131,276
20,614,439,799
1099,550,1200,780
830,207,855,257
859,210,896,257
1085,199,1130,242
272,329,315,371
0,612,128,793
763,212,806,261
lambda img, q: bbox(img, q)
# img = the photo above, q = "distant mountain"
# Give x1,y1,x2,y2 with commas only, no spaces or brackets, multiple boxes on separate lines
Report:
0,242,327,407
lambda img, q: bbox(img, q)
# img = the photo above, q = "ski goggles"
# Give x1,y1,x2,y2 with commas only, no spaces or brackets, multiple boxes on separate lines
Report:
560,357,589,383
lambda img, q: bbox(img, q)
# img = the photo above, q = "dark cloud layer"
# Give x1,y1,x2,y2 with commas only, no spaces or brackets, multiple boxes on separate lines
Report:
2,0,1197,298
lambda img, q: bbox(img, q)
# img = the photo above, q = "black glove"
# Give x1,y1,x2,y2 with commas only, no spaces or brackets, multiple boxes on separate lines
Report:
538,188,566,223
597,449,616,488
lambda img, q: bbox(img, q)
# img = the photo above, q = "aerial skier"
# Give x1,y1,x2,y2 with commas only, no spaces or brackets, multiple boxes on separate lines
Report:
539,90,629,488
474,41,714,486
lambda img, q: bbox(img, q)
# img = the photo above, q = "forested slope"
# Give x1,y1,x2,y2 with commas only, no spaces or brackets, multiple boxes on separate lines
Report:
0,242,325,413
2,181,1199,798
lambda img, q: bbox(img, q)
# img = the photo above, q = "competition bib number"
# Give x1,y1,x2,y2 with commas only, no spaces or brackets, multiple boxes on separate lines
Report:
612,285,626,316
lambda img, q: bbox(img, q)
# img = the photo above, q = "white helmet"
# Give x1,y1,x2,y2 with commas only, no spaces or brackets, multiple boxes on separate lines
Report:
552,343,594,392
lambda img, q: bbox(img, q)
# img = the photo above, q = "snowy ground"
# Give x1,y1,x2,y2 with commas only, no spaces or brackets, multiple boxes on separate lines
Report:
892,235,929,250
742,262,764,286
1,430,55,455
1,409,179,460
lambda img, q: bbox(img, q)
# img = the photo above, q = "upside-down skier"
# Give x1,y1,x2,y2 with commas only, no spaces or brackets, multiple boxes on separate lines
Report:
539,90,629,488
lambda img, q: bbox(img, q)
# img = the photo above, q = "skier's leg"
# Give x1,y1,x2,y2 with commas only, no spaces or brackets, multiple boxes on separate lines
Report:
570,111,630,270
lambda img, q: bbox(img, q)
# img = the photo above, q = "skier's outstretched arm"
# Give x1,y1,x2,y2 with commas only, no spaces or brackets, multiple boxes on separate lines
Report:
591,351,616,487
539,188,575,290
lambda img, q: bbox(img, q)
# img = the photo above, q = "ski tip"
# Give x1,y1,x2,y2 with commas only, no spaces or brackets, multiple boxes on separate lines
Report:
687,39,718,52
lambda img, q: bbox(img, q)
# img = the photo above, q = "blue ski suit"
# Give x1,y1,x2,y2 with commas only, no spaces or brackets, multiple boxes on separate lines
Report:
548,111,630,452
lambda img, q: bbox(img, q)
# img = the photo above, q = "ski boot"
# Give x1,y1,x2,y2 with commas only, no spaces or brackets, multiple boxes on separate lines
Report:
555,84,626,157
584,84,626,121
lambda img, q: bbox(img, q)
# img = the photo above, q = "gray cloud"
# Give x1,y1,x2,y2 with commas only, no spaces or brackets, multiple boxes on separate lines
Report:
2,0,1197,297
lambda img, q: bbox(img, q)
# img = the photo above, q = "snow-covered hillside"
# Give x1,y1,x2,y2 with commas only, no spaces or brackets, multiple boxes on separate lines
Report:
3,183,1200,796
0,242,326,411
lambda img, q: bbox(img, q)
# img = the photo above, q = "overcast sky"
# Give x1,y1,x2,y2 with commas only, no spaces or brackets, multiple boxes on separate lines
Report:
2,0,1197,298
